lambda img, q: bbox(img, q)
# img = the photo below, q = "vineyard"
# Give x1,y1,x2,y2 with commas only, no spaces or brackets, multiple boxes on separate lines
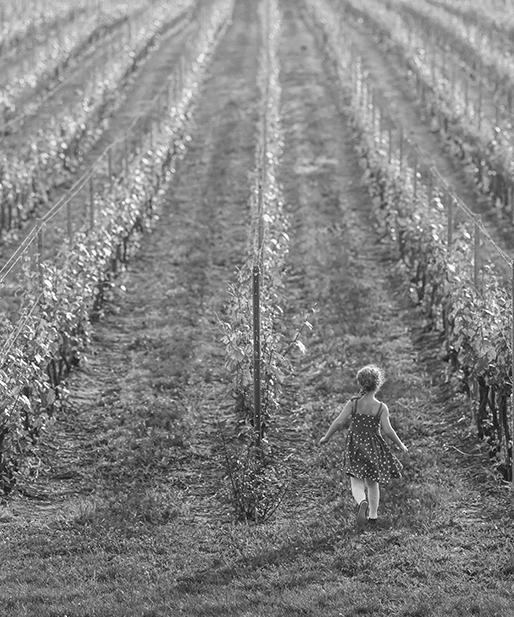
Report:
1,0,514,616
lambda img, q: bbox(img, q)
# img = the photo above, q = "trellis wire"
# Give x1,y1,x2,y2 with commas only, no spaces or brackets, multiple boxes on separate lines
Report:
0,0,223,365
312,0,514,481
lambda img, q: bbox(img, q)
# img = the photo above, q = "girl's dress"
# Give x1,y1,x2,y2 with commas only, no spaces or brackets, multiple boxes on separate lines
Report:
344,399,402,483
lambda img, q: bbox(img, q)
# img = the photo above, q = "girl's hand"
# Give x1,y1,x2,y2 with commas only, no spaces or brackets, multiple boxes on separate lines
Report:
319,436,329,446
400,444,408,453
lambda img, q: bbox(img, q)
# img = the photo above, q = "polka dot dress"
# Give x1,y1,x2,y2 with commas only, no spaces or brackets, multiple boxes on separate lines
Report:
344,401,403,484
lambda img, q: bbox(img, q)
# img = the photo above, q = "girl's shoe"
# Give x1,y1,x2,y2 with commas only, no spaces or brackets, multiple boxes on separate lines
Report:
367,518,378,527
356,500,368,528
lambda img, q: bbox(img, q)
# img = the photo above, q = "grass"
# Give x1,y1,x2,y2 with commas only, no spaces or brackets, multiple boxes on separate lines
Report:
2,3,514,615
2,444,514,617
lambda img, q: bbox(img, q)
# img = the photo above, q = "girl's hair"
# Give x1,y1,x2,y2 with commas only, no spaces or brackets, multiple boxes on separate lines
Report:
356,364,385,396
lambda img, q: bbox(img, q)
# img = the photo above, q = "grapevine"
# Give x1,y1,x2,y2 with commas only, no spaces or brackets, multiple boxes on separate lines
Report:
307,0,514,478
0,0,235,494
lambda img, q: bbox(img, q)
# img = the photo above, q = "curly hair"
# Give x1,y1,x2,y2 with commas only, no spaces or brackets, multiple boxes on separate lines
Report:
356,364,385,396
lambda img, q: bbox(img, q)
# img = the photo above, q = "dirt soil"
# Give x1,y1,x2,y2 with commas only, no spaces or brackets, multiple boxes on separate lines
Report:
1,0,514,614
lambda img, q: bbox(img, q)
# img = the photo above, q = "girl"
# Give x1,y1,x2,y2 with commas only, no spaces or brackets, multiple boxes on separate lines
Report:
319,364,407,528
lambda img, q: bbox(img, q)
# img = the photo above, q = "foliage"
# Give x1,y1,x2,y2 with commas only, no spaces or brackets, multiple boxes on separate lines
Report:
0,0,234,494
308,0,514,478
219,0,291,437
218,0,314,521
0,0,196,239
337,0,514,225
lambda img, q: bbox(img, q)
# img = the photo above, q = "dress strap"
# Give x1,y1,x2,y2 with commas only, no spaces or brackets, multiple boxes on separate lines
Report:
375,403,384,418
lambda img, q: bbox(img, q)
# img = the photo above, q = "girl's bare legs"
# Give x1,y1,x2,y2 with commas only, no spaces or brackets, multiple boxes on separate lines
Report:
350,476,368,527
350,476,366,504
365,479,380,519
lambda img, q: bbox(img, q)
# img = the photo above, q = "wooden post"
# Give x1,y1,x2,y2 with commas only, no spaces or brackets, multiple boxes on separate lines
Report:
510,261,514,486
124,140,129,176
510,183,514,224
464,78,469,117
427,170,433,208
108,148,112,181
253,264,262,448
67,200,73,243
388,121,393,164
447,193,453,251
167,79,173,110
477,78,483,131
413,149,418,197
474,216,481,289
371,91,377,142
37,219,44,285
89,176,95,229
399,128,404,171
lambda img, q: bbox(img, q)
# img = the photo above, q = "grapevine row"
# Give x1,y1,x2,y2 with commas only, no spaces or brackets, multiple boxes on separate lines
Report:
219,0,299,521
0,0,90,60
380,0,514,132
0,1,197,245
424,0,514,45
0,0,235,495
307,0,514,479
338,0,514,233
221,0,290,431
0,1,138,124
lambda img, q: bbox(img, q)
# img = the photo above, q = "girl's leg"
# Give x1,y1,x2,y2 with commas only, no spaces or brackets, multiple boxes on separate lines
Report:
350,476,368,527
350,476,366,505
365,479,380,519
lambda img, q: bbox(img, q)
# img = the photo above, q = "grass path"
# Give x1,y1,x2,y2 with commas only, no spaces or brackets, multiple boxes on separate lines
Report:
1,0,514,616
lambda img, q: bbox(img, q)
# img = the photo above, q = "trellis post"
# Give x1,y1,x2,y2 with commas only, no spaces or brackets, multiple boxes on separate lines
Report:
67,200,73,243
89,176,95,229
37,219,44,286
253,264,262,449
447,193,453,251
399,128,404,171
477,79,483,131
474,216,481,289
388,121,393,164
413,149,418,197
510,260,514,486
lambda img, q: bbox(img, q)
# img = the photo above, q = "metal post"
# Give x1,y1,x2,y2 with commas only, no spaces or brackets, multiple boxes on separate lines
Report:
124,140,129,176
253,265,262,447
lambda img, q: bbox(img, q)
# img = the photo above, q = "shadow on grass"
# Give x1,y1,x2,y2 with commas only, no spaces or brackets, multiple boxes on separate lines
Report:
172,521,348,594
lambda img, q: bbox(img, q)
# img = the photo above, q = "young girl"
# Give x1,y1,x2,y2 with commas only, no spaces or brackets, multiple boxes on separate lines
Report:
319,364,407,528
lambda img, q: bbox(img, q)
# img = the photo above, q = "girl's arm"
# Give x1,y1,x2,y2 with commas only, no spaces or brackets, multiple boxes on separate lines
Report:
319,400,354,445
380,405,408,452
